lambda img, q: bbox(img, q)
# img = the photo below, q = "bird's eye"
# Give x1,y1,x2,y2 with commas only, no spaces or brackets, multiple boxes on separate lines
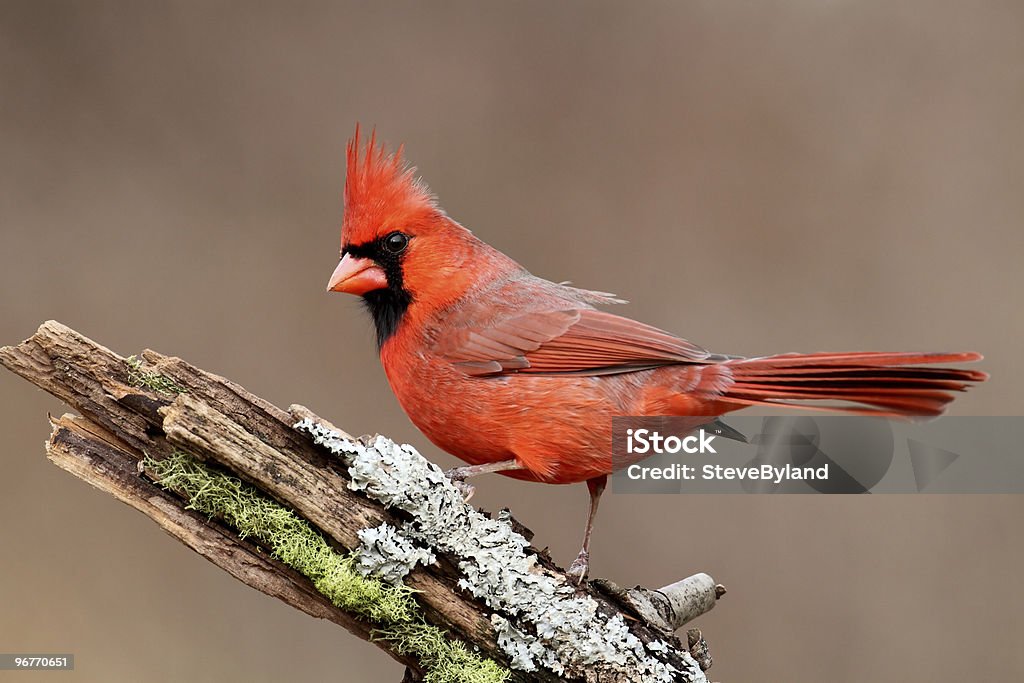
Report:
383,231,409,254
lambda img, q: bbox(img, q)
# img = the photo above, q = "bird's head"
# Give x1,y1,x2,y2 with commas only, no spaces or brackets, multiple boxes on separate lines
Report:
329,126,512,347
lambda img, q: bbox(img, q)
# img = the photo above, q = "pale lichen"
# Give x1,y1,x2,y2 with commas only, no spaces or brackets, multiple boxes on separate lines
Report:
356,522,436,585
491,614,548,672
294,420,708,683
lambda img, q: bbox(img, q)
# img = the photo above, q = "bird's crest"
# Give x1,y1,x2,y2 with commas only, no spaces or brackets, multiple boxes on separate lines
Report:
342,125,437,247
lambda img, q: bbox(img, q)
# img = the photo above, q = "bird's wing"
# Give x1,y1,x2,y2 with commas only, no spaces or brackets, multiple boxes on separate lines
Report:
434,308,713,377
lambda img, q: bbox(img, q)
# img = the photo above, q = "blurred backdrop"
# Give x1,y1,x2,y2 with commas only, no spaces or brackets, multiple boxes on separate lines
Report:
1,2,1022,681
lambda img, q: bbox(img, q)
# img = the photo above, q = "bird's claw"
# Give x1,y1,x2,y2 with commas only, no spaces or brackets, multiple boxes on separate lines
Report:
566,549,589,585
445,467,476,503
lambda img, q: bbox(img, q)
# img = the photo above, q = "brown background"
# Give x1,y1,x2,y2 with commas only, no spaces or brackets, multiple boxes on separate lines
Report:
1,2,1022,681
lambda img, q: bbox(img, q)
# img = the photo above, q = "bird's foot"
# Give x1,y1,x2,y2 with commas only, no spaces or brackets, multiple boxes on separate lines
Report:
566,549,589,585
444,467,476,503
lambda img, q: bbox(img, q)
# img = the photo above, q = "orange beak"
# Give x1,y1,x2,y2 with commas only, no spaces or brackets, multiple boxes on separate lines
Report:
327,254,388,295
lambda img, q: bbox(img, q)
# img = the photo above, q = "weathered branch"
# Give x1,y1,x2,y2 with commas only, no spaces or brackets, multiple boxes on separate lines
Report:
1,321,724,682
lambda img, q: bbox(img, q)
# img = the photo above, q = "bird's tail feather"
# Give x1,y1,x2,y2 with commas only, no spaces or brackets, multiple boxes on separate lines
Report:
723,351,987,417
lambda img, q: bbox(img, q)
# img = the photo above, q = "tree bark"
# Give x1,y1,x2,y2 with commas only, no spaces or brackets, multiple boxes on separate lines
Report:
1,321,723,683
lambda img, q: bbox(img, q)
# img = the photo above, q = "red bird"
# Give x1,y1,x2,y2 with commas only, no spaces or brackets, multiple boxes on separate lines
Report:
328,128,986,579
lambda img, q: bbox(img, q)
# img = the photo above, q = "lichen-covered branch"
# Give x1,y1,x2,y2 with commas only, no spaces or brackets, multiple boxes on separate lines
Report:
0,321,723,682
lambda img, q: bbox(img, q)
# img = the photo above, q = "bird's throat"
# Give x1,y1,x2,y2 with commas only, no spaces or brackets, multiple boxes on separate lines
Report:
362,287,412,349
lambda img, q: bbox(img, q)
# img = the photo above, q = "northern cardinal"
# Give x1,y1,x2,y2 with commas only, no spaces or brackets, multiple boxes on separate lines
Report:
328,127,986,579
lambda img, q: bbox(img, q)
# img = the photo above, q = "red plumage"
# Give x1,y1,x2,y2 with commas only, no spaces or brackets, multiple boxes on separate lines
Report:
328,129,986,577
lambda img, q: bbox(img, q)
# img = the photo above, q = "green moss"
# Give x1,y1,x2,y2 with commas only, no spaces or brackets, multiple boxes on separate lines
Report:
144,452,508,683
125,356,185,395
379,623,510,683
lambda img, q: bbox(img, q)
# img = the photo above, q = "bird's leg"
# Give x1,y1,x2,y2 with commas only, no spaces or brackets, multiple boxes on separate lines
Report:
445,459,524,503
566,475,607,584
